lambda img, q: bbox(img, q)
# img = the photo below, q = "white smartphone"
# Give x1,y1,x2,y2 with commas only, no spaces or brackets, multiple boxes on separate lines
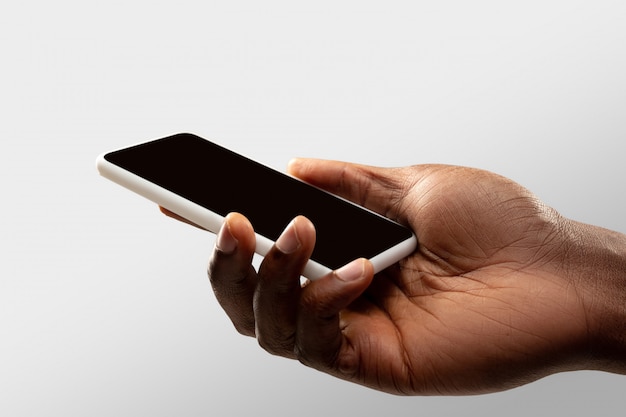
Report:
96,133,417,280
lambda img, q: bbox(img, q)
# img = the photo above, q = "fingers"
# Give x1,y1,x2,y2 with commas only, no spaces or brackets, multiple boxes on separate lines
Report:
208,213,257,336
209,213,318,350
254,216,316,358
159,206,207,230
287,158,410,221
295,259,374,372
210,211,374,373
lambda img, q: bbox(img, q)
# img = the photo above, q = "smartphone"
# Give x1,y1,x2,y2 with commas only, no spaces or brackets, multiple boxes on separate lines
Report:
96,133,417,280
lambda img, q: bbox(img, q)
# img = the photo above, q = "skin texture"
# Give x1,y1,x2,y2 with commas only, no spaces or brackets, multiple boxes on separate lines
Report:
162,159,626,395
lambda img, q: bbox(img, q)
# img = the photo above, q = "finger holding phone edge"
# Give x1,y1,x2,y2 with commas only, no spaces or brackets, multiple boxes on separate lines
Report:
254,216,316,358
208,213,258,337
295,258,374,373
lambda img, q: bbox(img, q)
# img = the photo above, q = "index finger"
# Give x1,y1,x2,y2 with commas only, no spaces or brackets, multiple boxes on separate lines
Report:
208,213,258,337
159,206,207,230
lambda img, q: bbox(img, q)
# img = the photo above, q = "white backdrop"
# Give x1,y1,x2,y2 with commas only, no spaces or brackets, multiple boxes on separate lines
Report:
1,1,625,415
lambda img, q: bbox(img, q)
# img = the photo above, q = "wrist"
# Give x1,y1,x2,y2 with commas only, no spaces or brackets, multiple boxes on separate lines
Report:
566,221,626,373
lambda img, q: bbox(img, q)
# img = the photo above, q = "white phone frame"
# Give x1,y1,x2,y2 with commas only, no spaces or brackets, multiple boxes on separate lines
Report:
96,139,417,280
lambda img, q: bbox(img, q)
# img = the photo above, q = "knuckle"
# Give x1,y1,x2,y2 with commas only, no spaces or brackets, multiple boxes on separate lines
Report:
294,342,339,372
232,318,256,338
257,335,296,358
293,344,314,367
300,290,333,318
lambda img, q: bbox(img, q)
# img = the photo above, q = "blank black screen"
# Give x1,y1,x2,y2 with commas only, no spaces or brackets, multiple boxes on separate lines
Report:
105,133,413,270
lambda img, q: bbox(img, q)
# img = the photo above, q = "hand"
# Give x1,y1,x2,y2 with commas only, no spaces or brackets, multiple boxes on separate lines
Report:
164,159,626,395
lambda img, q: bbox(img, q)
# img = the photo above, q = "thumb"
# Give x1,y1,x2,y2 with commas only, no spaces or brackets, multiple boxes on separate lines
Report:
287,158,408,221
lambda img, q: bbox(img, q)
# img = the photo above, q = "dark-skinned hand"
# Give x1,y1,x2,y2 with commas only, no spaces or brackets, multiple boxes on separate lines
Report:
162,159,626,395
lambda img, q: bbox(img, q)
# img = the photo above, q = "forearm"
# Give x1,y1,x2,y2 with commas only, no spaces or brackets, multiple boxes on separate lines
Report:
568,221,626,373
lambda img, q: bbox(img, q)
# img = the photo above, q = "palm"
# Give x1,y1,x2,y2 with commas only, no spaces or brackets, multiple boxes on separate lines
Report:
319,165,587,394
193,159,593,396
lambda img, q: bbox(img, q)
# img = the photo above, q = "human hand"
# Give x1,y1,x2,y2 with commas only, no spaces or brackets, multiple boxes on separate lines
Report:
164,159,626,395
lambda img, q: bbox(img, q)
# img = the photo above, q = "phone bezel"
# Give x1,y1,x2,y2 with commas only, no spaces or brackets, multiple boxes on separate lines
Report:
96,134,417,280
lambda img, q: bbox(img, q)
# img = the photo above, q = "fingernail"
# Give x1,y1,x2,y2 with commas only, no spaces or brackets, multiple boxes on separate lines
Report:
335,259,365,282
275,218,301,254
216,220,237,254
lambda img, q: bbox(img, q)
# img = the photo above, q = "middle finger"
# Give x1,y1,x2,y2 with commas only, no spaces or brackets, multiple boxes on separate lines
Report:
254,216,316,358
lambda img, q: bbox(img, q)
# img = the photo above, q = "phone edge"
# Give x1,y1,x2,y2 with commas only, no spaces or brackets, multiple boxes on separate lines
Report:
96,151,338,280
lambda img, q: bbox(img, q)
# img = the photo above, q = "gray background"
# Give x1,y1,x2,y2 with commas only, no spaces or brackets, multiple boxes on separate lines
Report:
2,1,625,415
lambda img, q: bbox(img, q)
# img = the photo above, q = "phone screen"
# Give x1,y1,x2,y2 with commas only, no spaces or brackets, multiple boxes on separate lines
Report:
103,133,414,270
